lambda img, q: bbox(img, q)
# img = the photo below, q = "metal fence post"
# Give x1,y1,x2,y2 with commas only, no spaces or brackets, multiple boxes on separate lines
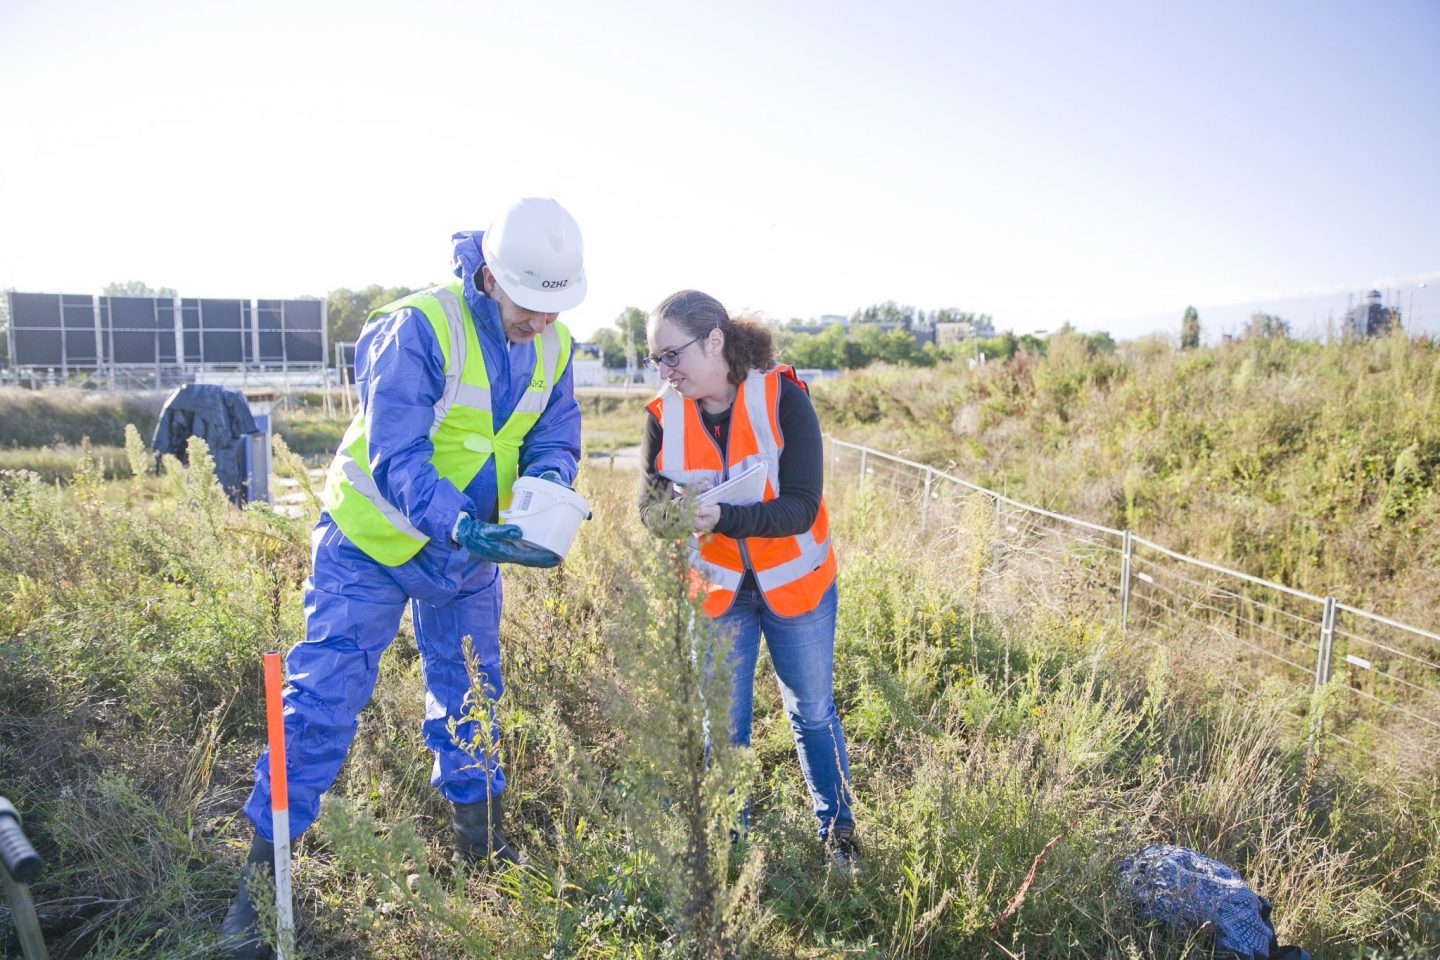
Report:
1120,531,1133,633
992,496,1002,568
920,467,933,533
859,448,868,492
1307,596,1338,754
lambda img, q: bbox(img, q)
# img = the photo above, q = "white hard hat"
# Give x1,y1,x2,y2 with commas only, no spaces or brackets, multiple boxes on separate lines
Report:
481,197,587,313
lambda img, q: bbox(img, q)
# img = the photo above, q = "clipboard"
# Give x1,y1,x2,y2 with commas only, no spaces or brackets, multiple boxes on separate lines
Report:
696,461,767,506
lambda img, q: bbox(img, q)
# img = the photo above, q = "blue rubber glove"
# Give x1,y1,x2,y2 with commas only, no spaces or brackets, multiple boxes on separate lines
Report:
454,517,561,567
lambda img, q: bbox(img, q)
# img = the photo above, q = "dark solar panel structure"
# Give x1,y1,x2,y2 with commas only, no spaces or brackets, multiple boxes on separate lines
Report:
102,296,178,366
8,292,101,372
5,291,327,378
181,298,252,366
256,299,325,365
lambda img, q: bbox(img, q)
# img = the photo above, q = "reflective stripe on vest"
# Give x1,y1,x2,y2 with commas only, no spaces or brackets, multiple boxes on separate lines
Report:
323,282,572,566
645,364,836,618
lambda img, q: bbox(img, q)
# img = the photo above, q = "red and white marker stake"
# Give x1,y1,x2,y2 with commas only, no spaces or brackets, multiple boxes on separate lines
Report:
263,651,295,959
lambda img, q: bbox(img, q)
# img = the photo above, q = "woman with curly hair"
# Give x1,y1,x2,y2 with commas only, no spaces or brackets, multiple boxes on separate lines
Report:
638,289,856,868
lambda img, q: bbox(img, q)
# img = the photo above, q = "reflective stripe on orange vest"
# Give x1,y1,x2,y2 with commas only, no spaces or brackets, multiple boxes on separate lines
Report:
646,364,836,618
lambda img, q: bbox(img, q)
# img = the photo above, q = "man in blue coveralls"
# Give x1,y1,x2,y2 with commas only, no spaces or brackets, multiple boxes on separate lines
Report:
221,198,586,956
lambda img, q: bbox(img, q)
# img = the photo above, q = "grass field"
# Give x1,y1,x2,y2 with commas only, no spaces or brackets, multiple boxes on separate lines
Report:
1,422,1436,957
1,340,1437,957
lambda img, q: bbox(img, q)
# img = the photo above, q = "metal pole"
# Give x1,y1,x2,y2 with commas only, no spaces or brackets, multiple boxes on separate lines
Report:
279,300,290,376
150,297,162,386
1307,596,1338,754
1408,282,1428,330
262,652,295,959
171,295,184,382
249,299,261,372
197,299,207,370
920,467,932,533
342,343,355,419
992,495,1002,568
94,294,107,386
1120,530,1133,632
859,448,868,492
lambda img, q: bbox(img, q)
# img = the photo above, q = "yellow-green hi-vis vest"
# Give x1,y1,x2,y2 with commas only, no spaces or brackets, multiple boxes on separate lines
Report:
322,282,573,566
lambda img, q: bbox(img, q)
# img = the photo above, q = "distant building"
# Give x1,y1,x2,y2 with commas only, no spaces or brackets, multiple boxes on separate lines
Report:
1344,290,1399,338
571,358,604,387
934,316,996,345
785,314,847,336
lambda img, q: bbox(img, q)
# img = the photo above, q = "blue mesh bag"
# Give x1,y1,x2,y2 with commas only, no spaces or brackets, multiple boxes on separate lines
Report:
1116,845,1311,960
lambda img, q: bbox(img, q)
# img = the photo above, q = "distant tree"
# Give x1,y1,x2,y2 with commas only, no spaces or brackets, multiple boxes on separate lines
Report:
780,323,848,369
842,335,872,369
326,284,422,349
582,307,648,369
1084,330,1117,354
1016,333,1047,356
851,301,918,330
103,280,177,298
1180,306,1201,349
589,327,626,368
614,307,647,369
968,331,1021,361
876,328,920,364
1245,312,1290,340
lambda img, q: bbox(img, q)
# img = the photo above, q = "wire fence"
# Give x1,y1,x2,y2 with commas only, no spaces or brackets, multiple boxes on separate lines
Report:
826,435,1440,780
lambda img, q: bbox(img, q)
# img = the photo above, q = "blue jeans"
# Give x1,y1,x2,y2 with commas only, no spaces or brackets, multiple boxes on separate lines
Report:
717,581,853,839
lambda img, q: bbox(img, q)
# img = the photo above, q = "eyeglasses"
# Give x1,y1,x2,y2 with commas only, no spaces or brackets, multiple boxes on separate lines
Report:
642,332,706,370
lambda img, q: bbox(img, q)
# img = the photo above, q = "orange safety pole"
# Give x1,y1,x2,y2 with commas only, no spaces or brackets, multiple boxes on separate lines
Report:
263,651,295,959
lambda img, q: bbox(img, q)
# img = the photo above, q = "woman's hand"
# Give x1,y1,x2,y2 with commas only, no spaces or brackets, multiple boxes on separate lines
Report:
692,503,721,534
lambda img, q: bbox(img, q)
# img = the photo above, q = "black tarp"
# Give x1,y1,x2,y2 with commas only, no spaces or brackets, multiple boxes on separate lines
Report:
151,384,259,504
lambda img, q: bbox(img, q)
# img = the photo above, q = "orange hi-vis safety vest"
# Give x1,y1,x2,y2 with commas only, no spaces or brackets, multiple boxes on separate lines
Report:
646,364,837,618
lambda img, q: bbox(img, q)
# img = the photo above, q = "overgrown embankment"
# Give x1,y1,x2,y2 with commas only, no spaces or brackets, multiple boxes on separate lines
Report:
813,333,1440,630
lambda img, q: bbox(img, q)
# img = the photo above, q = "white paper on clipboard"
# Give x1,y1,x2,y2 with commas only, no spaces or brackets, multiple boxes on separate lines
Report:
696,461,767,506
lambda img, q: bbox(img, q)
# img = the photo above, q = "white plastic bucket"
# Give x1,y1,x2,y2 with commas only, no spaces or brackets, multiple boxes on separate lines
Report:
500,476,591,559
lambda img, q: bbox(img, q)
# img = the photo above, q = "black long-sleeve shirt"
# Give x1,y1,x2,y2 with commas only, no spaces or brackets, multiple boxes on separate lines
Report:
639,375,824,540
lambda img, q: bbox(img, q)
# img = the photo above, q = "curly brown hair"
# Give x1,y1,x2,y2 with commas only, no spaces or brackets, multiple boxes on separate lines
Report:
648,289,776,385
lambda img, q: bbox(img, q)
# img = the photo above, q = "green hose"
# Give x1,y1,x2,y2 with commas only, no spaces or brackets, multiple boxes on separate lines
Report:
1,870,48,960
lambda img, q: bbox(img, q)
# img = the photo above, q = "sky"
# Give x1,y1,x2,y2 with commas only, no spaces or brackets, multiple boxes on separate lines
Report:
2,0,1438,342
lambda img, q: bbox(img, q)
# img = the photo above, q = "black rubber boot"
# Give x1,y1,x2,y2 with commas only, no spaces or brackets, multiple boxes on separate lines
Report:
218,835,274,959
451,800,529,868
825,825,860,875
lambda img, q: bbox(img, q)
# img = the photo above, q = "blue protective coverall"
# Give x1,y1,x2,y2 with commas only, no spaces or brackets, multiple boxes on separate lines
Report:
243,232,581,841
